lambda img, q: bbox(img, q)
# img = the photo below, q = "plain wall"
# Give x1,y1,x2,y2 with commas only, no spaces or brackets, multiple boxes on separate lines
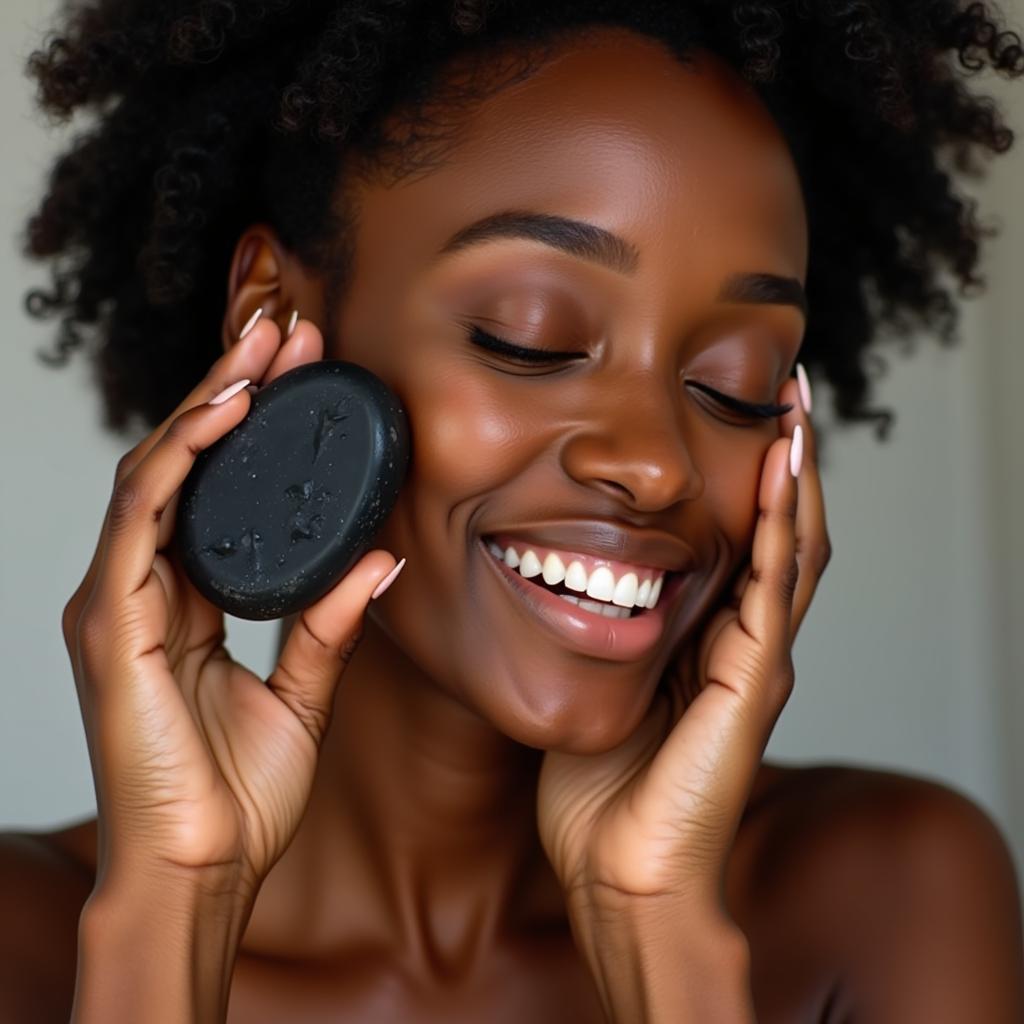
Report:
2,1,1022,894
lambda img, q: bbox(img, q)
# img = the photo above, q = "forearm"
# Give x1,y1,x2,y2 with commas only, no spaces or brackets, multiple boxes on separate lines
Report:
569,892,756,1024
71,866,255,1024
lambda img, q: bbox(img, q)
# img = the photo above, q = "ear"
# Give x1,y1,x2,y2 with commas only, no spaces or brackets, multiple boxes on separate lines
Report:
221,224,326,352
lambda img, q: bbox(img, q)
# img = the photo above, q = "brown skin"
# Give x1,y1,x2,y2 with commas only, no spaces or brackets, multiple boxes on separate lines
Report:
2,28,1023,1023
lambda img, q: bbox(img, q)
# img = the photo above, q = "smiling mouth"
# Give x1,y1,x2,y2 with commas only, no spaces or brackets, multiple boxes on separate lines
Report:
482,536,669,620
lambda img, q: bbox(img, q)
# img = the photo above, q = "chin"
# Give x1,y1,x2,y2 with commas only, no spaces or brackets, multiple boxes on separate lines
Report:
462,647,667,755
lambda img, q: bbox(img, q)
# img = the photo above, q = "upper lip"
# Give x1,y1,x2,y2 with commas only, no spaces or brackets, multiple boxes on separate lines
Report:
483,521,695,573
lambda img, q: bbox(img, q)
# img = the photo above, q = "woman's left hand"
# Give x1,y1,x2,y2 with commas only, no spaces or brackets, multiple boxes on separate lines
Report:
537,374,830,924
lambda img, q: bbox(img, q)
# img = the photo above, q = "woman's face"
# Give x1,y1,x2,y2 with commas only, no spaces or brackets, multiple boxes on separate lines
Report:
328,28,808,753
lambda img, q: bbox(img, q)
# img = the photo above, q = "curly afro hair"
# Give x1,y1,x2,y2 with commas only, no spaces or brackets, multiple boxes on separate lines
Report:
20,0,1024,437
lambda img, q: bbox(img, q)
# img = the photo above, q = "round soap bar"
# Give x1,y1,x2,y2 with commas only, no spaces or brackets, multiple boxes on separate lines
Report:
176,361,410,620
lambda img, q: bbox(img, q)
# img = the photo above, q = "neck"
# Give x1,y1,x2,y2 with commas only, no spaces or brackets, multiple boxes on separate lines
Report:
240,615,567,971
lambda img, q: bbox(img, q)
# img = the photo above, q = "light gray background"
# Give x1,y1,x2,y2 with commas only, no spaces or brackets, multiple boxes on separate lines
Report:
3,1,1023,890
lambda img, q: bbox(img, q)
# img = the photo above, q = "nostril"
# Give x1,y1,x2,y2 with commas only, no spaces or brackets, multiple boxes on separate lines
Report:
595,478,636,503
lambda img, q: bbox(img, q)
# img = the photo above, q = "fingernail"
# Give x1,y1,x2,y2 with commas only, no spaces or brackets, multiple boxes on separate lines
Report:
796,362,813,414
790,424,804,478
286,310,299,338
371,557,406,600
239,307,263,341
209,378,251,405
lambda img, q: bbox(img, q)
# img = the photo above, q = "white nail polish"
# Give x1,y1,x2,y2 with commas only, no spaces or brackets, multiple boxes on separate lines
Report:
371,557,406,600
209,378,251,405
796,362,813,414
790,424,804,478
286,310,298,338
239,307,263,340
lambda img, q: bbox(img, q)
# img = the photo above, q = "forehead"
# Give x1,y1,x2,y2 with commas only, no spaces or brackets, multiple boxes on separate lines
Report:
348,28,808,284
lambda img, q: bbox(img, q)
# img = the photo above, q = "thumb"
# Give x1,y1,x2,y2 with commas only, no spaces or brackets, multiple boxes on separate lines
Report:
267,550,404,745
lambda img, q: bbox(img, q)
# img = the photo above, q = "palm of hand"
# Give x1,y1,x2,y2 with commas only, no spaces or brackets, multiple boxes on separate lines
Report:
125,553,321,888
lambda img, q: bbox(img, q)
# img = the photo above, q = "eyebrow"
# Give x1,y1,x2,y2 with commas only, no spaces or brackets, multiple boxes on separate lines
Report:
438,210,807,317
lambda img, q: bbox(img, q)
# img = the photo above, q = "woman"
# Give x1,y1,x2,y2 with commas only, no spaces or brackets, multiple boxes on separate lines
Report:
4,1,1023,1020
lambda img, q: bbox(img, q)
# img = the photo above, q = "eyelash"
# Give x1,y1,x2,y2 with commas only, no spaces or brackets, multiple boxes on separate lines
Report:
466,325,793,421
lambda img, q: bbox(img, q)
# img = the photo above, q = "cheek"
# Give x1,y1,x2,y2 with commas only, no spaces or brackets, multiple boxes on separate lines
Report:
412,373,526,499
700,437,767,558
371,366,542,643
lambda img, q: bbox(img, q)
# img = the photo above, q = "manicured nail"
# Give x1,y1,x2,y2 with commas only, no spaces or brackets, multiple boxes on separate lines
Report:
239,307,263,341
790,424,804,478
371,557,406,600
286,310,299,338
796,362,813,414
209,378,251,405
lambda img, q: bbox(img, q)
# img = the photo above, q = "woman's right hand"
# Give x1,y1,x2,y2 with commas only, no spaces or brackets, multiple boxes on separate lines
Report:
62,314,402,905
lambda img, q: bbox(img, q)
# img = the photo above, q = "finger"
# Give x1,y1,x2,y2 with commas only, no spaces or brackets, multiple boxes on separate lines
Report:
68,314,283,621
634,419,801,878
93,389,252,610
149,317,324,549
268,551,404,746
262,317,324,385
153,317,325,550
124,315,282,477
776,371,831,640
735,427,799,651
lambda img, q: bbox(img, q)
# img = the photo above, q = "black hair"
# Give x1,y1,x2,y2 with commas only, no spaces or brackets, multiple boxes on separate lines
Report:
21,0,1024,437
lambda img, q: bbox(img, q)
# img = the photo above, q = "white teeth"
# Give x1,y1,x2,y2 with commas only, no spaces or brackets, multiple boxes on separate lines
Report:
488,539,670,611
612,572,638,608
601,604,631,619
519,550,542,578
542,552,566,586
585,566,616,602
563,594,628,618
564,560,588,592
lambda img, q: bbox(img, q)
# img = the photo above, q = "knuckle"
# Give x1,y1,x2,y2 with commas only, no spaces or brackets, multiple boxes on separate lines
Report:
109,477,144,526
113,447,142,485
773,662,796,701
338,624,364,667
76,601,111,666
271,663,332,746
162,415,189,448
61,592,86,647
814,539,834,573
163,413,202,458
780,557,800,603
299,702,331,745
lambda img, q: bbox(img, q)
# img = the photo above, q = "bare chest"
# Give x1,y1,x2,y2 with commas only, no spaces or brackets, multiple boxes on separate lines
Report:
225,913,840,1024
226,934,605,1024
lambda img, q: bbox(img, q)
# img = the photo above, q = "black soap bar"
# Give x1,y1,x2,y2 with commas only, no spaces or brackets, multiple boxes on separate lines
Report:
176,361,410,620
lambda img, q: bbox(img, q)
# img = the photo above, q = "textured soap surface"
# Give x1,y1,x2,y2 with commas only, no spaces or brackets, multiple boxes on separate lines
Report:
176,361,409,620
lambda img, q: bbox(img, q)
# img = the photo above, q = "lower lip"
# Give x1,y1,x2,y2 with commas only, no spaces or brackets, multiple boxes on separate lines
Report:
479,540,686,663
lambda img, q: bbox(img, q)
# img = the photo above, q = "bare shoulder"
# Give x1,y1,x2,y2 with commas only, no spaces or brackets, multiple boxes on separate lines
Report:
0,819,97,1023
740,761,1024,1023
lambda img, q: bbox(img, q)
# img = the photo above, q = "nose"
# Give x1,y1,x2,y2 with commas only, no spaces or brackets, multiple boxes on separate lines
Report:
558,376,704,512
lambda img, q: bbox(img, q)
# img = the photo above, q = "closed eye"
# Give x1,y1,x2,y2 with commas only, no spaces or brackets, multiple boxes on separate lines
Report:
465,325,584,363
687,381,793,421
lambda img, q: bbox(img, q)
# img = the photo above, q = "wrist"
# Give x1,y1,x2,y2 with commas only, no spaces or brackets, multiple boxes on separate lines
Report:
73,865,257,1024
567,890,754,1024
